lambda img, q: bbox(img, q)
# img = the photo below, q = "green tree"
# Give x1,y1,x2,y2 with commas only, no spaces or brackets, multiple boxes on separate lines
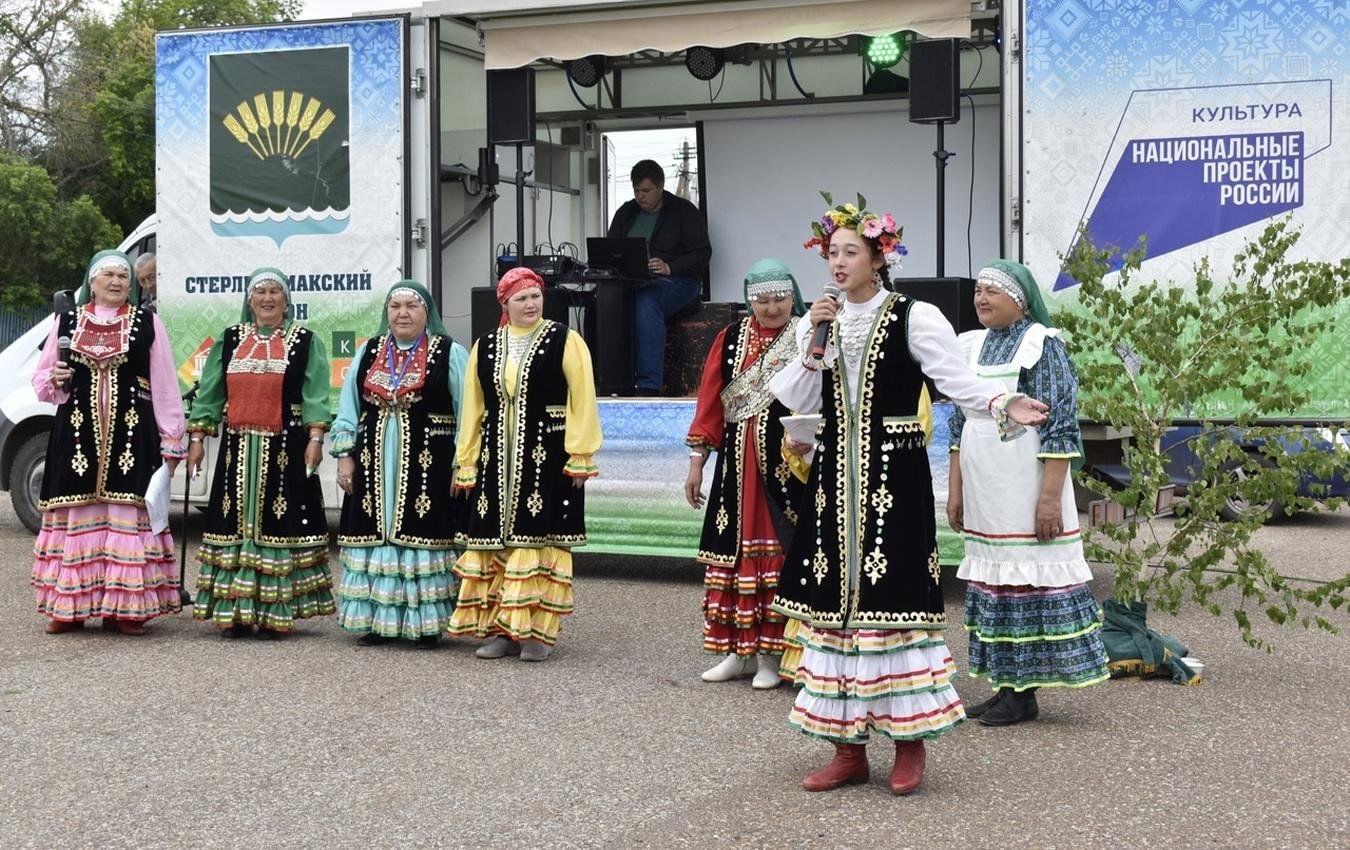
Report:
0,152,121,307
35,0,302,231
1058,221,1350,649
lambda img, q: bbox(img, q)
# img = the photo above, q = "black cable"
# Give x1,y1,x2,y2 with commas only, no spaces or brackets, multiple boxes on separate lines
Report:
708,65,726,103
542,118,555,252
962,44,986,277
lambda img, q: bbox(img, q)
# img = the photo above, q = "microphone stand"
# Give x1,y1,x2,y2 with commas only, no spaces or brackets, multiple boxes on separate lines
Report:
178,381,200,606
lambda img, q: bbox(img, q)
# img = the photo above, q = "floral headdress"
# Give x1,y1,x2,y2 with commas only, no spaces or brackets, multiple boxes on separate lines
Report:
804,191,907,274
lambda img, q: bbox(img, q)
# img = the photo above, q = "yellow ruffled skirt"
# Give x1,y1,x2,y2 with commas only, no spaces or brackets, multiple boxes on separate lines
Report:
447,546,573,645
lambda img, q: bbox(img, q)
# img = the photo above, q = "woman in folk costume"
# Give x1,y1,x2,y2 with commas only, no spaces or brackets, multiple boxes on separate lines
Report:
331,280,469,648
448,268,602,662
947,260,1108,726
685,258,808,690
31,250,186,635
769,193,1050,795
186,268,335,640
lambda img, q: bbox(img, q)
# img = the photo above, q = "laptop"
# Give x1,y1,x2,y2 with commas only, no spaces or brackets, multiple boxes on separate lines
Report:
586,237,651,279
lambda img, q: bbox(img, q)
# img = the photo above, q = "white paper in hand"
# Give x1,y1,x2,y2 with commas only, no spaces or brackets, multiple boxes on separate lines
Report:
780,414,821,446
145,463,172,535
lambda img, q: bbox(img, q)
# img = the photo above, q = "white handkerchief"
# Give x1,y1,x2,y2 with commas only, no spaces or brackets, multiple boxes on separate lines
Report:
780,414,821,445
145,463,172,535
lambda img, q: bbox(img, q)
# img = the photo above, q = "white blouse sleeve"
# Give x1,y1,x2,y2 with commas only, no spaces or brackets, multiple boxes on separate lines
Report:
768,315,824,414
905,300,1009,412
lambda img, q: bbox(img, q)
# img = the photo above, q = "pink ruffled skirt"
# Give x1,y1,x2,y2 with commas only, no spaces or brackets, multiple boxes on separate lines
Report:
31,502,182,623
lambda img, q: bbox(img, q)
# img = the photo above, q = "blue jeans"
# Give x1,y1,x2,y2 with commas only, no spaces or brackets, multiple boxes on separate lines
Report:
633,275,700,391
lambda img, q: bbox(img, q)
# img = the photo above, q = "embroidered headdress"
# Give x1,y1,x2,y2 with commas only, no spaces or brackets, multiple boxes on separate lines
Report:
377,279,448,336
239,267,295,323
741,258,806,316
76,250,140,306
977,259,1054,328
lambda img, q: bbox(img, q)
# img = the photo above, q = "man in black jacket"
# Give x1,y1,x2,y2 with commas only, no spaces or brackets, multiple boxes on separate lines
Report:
607,160,712,394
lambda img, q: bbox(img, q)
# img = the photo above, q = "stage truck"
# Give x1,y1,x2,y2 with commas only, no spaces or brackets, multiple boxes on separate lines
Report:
2,2,1346,556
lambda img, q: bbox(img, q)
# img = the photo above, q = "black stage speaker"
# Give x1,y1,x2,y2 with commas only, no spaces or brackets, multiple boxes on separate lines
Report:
894,277,979,333
908,38,961,124
487,67,536,144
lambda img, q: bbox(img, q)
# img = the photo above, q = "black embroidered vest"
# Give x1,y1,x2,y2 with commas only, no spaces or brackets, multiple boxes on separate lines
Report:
457,320,586,549
201,323,328,548
773,295,944,629
337,333,460,548
40,307,162,509
697,318,805,565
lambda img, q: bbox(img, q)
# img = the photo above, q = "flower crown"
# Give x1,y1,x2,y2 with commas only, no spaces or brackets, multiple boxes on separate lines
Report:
803,191,906,260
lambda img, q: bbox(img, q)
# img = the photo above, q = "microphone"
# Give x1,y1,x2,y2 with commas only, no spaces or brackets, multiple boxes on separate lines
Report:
809,283,842,361
56,335,72,388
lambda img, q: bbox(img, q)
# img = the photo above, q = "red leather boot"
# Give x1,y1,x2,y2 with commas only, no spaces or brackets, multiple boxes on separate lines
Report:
888,740,925,795
801,743,868,791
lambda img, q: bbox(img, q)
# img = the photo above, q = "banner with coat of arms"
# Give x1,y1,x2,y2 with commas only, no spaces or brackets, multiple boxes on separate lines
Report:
156,18,407,407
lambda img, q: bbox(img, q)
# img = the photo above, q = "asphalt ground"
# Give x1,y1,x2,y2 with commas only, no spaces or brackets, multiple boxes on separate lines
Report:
0,499,1346,850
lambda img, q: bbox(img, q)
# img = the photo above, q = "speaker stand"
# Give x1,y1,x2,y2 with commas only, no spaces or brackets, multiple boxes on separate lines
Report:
932,121,953,278
514,142,526,266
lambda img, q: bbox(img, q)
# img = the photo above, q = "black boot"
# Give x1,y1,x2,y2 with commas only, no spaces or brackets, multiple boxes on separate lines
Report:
979,688,1039,726
964,689,1006,719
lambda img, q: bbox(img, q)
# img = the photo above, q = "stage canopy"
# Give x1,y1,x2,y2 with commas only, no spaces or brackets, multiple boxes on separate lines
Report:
426,0,971,70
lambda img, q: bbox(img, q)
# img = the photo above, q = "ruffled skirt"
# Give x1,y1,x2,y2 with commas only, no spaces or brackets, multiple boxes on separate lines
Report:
788,626,965,743
336,544,458,639
701,552,787,657
447,546,573,645
964,581,1110,690
31,503,181,622
193,540,334,631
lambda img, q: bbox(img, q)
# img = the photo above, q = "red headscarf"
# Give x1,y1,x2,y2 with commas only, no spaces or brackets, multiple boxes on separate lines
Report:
496,267,545,325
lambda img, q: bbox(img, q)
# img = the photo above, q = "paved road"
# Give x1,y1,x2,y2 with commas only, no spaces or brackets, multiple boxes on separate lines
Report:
0,500,1346,849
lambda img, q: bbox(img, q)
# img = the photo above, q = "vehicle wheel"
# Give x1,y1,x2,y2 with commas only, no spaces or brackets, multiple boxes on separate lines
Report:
9,432,47,535
1216,454,1283,523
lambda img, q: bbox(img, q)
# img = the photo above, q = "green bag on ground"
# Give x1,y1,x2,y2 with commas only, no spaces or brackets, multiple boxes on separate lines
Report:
1100,599,1201,685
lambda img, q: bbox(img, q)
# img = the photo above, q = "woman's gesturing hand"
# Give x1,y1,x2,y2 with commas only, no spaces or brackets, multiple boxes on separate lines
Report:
337,456,357,494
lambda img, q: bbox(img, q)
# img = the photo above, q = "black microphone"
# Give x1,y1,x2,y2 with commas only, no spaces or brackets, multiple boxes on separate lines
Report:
809,283,842,361
56,335,72,387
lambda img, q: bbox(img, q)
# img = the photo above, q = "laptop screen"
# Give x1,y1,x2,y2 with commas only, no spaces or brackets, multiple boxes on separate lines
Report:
586,237,650,279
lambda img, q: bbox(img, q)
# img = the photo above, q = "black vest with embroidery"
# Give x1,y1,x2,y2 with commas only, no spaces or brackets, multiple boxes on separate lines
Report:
773,295,944,629
40,307,162,509
201,323,329,548
337,333,460,548
697,318,806,565
457,320,586,549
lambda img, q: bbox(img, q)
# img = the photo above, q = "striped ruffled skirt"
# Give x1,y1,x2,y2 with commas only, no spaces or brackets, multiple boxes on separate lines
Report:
787,625,966,743
964,581,1110,691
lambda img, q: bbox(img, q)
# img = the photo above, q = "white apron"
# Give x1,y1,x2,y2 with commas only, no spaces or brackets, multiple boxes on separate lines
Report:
953,324,1092,588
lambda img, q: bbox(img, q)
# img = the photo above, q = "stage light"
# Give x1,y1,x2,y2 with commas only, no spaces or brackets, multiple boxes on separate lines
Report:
865,34,905,68
686,46,725,81
567,55,607,88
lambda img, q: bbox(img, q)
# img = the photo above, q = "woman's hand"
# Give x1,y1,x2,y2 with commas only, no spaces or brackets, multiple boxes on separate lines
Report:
685,454,706,509
807,295,840,328
165,458,180,479
1005,395,1049,427
1035,493,1062,541
186,439,205,474
50,361,73,388
946,453,964,531
338,456,356,494
304,438,323,474
785,437,814,457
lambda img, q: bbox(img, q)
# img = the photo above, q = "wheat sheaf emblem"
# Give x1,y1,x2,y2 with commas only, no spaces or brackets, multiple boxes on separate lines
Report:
222,91,336,161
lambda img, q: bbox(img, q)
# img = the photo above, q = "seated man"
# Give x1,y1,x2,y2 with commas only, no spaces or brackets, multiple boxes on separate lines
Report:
607,159,711,395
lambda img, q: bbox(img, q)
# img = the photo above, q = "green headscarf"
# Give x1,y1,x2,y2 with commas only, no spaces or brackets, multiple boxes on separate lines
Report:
239,267,295,324
75,250,140,307
978,259,1055,328
375,279,448,337
742,258,806,317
